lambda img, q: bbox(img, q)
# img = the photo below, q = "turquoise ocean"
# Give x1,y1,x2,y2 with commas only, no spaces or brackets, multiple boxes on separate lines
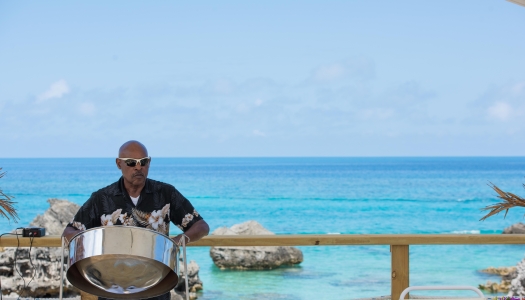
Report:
1,157,525,299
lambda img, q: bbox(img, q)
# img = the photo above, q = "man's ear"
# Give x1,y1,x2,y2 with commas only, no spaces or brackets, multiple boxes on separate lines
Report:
116,159,122,170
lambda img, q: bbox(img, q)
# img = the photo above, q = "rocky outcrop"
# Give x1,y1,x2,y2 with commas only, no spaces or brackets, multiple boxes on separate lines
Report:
480,280,512,293
478,267,517,293
499,224,525,296
508,259,525,296
481,266,517,277
0,246,77,297
0,199,79,297
172,259,203,300
209,220,303,270
29,198,80,235
503,223,525,234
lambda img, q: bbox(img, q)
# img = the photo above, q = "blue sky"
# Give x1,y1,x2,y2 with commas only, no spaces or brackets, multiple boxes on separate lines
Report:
1,1,524,157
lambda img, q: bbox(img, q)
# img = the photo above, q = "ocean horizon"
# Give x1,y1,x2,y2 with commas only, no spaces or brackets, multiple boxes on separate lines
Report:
1,157,525,299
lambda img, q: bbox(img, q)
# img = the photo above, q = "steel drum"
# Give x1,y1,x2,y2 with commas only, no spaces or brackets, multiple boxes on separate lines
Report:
66,226,179,299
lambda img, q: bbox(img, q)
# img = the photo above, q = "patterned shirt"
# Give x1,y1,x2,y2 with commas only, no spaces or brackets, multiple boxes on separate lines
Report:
67,177,202,300
68,177,203,235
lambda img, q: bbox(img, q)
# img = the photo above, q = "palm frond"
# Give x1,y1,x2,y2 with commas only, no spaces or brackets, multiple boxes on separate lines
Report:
480,182,525,221
0,168,19,222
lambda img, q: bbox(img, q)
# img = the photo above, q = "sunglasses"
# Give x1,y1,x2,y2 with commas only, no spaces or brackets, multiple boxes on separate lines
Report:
117,156,151,167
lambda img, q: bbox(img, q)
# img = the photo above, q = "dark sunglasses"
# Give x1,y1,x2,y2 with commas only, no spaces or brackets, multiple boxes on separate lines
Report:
117,156,151,167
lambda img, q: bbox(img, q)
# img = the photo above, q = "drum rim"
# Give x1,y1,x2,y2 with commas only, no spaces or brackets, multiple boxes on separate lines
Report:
69,225,174,244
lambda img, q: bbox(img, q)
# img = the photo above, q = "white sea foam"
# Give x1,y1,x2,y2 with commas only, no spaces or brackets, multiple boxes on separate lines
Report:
451,230,481,234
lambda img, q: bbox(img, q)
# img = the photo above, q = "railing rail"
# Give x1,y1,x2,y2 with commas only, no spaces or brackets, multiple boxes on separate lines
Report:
2,234,524,300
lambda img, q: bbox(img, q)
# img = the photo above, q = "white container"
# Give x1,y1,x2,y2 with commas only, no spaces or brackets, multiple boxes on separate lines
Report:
399,285,485,300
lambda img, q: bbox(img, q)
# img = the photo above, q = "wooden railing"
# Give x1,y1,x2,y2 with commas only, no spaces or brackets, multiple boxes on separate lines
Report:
2,234,525,300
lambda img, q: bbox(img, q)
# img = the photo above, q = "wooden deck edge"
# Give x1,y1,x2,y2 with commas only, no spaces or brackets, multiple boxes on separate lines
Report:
0,234,524,247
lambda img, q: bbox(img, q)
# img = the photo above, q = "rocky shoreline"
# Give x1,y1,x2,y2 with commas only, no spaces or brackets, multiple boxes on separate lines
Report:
0,199,80,298
476,223,525,296
478,267,516,293
0,200,301,299
5,201,525,299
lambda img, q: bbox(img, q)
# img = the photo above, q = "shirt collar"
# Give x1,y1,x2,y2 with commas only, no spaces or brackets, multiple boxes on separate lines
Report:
116,177,153,196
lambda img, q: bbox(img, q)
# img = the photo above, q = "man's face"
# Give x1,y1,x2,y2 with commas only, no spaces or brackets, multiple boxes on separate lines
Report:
116,147,150,187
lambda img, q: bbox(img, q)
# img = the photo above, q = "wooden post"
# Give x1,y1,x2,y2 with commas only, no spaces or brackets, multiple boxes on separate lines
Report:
391,245,409,300
80,291,98,300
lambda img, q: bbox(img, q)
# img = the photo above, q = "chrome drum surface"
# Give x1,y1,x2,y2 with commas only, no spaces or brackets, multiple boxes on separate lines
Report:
66,226,179,299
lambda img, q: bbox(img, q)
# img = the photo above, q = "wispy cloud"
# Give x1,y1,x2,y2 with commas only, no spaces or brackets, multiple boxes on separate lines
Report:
78,102,96,116
7,61,435,143
37,79,70,102
511,81,525,95
358,108,395,120
471,81,525,125
487,102,512,121
252,130,266,137
313,63,345,81
212,79,233,94
2,57,522,157
307,58,375,84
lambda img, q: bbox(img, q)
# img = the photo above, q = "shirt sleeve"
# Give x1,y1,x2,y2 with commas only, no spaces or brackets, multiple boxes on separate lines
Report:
67,192,100,231
169,187,203,232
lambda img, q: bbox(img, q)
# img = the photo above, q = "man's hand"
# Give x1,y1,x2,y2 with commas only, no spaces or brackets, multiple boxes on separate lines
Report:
172,219,209,245
172,234,190,246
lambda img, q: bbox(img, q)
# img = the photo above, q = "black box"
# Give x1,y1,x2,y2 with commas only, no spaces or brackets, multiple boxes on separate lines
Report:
22,227,45,237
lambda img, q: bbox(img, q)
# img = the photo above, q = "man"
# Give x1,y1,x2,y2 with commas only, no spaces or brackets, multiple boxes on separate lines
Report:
62,140,209,300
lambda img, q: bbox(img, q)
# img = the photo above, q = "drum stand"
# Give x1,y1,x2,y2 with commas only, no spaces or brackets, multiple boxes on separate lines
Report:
179,236,190,300
60,236,65,300
59,236,190,300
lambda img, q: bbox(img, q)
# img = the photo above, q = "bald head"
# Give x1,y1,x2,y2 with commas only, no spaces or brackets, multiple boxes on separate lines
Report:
116,141,150,190
118,140,148,158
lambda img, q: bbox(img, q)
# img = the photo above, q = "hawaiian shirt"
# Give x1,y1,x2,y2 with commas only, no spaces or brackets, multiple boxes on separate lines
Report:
67,177,203,235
